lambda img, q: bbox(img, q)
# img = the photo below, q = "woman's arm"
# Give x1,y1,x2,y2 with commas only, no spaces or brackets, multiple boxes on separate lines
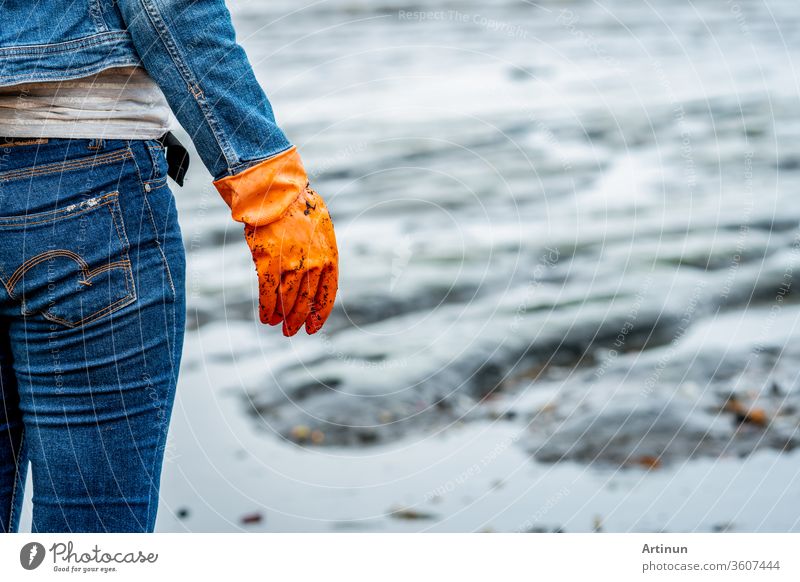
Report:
118,0,339,337
117,0,292,180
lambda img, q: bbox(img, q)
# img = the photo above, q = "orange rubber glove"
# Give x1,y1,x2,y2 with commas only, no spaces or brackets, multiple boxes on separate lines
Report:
213,146,338,336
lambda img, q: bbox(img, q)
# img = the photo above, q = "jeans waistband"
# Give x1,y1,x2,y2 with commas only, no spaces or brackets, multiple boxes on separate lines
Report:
0,133,189,186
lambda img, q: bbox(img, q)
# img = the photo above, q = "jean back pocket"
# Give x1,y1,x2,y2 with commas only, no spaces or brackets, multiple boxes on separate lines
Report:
0,192,136,328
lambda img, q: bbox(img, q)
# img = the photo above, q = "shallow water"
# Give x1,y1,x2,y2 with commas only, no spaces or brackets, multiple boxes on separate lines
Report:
150,0,800,531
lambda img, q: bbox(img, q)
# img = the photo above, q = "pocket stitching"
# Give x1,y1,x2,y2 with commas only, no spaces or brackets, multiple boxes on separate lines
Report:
13,196,138,328
15,258,133,307
41,284,137,328
8,249,90,296
20,260,137,327
104,197,136,310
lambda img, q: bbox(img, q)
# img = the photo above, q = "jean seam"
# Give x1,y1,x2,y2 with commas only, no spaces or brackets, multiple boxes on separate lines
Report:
145,390,173,531
108,190,132,252
88,0,108,32
7,430,25,532
0,149,132,183
0,31,130,58
142,195,176,298
131,146,177,299
106,192,136,307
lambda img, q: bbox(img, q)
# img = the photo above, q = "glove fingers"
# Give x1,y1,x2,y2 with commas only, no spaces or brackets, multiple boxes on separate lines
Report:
256,256,281,324
269,265,284,326
284,268,321,337
246,223,282,324
306,264,338,334
278,269,304,330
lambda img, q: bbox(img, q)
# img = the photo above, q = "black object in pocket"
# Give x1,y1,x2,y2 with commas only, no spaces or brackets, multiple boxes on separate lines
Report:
0,191,137,328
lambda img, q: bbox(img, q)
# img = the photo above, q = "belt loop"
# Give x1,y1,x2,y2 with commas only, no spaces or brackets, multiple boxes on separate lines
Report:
88,138,105,151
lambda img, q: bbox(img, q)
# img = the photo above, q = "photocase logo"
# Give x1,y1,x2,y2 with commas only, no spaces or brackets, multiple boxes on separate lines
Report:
20,542,46,570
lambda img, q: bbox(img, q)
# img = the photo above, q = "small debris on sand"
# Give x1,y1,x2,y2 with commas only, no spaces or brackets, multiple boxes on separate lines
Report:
388,506,438,521
630,455,662,470
290,425,311,442
241,512,264,525
723,396,769,428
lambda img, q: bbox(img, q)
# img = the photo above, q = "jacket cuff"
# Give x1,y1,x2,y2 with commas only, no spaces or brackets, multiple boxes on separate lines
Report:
212,146,308,225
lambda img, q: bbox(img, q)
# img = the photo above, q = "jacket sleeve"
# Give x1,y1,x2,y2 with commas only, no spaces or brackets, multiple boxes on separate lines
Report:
116,0,293,180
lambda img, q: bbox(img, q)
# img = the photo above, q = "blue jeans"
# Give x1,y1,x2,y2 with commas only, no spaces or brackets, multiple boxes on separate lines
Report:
0,137,186,532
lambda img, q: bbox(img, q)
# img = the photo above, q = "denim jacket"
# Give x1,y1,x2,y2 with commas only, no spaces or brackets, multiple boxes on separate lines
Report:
0,0,292,180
